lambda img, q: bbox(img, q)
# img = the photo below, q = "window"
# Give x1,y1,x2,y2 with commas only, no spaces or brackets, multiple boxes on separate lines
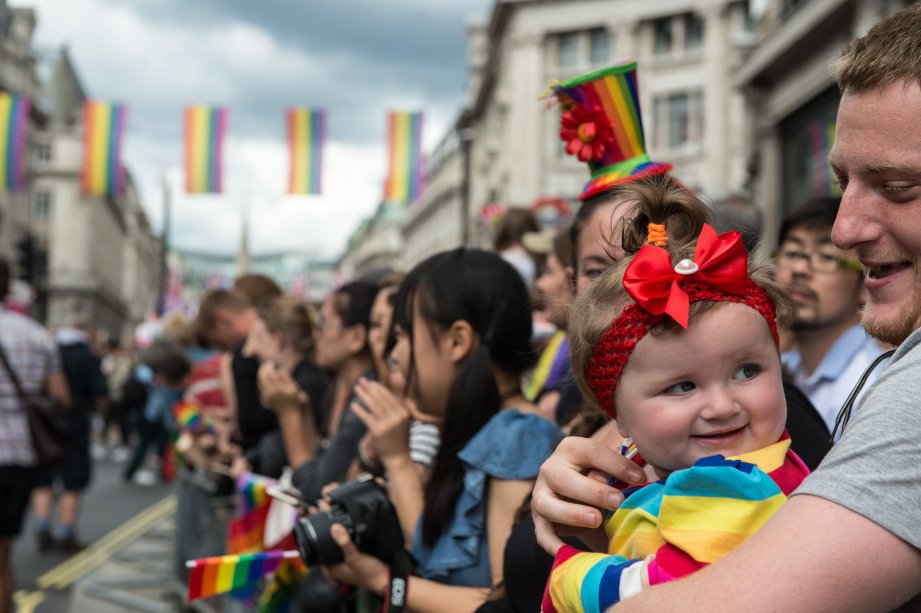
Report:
684,13,704,50
653,18,673,55
33,191,52,220
589,29,611,66
557,32,579,69
34,142,52,164
654,92,703,149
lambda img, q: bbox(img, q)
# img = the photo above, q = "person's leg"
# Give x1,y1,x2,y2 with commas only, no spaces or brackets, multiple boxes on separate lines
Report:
0,537,13,613
54,491,84,551
124,418,155,480
29,473,55,552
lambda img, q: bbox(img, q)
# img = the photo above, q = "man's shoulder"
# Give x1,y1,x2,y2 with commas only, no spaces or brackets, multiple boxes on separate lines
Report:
0,309,53,343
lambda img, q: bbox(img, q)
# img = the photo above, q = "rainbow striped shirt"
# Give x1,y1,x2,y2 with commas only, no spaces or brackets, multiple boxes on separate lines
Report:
544,437,809,612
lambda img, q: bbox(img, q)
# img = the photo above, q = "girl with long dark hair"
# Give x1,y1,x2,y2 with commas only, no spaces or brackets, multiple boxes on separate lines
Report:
324,248,562,612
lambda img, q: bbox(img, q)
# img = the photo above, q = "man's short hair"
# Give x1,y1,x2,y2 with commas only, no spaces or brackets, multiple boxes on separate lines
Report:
196,289,248,334
778,197,841,246
833,3,921,93
0,256,8,301
140,339,191,385
233,274,281,309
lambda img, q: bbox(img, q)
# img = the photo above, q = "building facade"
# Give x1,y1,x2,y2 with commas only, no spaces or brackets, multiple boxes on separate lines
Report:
0,4,41,272
458,0,752,246
736,0,911,247
28,49,161,339
339,0,755,275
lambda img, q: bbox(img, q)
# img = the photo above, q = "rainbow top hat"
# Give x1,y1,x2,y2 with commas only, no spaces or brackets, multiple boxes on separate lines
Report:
551,61,672,200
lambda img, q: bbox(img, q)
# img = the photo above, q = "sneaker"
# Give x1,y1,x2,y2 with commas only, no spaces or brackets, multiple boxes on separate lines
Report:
110,446,130,463
132,470,156,486
91,443,108,462
36,529,53,553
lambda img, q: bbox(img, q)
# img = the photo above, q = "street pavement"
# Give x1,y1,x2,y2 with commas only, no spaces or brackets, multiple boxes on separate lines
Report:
12,454,174,612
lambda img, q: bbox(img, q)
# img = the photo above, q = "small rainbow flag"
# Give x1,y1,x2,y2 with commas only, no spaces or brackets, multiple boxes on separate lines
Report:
81,100,126,196
286,108,325,195
184,105,227,194
186,550,301,601
383,111,424,204
236,472,276,515
228,500,270,554
173,401,215,435
257,556,309,612
0,93,30,193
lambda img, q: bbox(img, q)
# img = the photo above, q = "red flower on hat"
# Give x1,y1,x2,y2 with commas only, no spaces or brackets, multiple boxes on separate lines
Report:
560,104,616,163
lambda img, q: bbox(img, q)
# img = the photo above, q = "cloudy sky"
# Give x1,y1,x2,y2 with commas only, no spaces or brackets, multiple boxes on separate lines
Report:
17,0,491,258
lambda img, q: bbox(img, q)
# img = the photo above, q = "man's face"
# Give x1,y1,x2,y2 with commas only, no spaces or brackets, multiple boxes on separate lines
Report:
208,308,251,350
830,82,921,346
775,225,862,330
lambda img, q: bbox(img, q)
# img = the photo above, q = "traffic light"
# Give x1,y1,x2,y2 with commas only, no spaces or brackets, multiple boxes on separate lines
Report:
15,234,34,283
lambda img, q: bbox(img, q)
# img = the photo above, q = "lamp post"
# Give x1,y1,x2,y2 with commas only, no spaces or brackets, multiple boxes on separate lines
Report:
458,127,475,247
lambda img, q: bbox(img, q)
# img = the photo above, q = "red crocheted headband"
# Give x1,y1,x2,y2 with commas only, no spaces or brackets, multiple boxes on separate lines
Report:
586,224,779,418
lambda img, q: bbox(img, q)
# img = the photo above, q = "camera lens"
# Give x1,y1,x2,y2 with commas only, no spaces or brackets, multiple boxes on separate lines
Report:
293,507,352,565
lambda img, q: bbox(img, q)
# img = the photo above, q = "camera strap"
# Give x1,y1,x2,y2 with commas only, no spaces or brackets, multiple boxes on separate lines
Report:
382,549,412,613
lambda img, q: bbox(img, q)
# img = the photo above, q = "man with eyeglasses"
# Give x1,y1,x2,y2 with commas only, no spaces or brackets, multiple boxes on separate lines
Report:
775,196,888,438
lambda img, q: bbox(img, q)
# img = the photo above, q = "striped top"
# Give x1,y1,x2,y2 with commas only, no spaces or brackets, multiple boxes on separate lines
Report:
0,308,62,466
544,437,809,612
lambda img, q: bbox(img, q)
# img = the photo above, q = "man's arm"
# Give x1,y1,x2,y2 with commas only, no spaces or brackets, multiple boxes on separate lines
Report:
612,494,921,612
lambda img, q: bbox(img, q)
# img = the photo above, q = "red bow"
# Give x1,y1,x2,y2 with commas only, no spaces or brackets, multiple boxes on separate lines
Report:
623,224,749,328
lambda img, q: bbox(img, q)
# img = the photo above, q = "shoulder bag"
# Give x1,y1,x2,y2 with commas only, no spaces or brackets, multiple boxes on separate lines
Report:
0,343,70,467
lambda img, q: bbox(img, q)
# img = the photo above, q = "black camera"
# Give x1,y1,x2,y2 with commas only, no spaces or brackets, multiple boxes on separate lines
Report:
293,473,405,565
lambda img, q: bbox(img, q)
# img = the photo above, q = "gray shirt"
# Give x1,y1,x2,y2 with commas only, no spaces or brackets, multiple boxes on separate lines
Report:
794,326,921,607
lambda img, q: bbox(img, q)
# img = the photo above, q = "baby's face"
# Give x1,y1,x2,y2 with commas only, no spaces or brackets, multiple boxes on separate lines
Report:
613,302,787,476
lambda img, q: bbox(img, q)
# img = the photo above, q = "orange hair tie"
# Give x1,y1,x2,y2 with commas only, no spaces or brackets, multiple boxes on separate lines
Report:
646,223,667,247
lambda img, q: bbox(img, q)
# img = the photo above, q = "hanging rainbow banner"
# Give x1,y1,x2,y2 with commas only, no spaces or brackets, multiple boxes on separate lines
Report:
0,93,30,193
286,108,325,195
81,100,126,196
383,111,423,204
185,105,227,194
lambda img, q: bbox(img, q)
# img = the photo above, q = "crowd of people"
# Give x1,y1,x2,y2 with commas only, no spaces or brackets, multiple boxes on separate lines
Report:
2,4,921,612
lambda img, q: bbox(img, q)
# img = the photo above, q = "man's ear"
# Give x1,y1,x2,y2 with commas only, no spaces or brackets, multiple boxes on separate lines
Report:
444,320,476,365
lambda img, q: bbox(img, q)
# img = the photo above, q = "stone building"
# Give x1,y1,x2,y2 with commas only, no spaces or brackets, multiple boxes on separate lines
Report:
455,0,753,247
0,3,41,269
29,49,161,338
736,0,912,247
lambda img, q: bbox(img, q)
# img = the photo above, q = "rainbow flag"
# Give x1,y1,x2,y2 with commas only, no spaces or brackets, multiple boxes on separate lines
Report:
286,108,325,195
236,472,276,515
81,100,126,196
184,105,227,193
258,557,308,612
0,93,30,193
383,111,423,204
186,550,301,601
228,500,270,554
173,401,215,435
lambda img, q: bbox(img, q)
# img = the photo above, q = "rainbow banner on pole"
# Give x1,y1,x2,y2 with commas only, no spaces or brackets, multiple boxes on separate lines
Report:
383,111,423,204
186,550,301,601
0,93,30,193
184,105,227,194
81,100,126,196
286,108,325,195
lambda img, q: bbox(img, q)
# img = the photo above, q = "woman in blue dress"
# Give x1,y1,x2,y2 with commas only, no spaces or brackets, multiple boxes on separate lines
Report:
322,248,563,612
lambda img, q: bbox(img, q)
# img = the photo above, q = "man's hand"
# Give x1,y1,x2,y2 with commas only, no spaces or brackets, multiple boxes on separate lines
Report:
531,429,645,555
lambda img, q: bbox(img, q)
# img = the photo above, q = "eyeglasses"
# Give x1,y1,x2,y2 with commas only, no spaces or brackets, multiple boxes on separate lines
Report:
776,248,863,274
